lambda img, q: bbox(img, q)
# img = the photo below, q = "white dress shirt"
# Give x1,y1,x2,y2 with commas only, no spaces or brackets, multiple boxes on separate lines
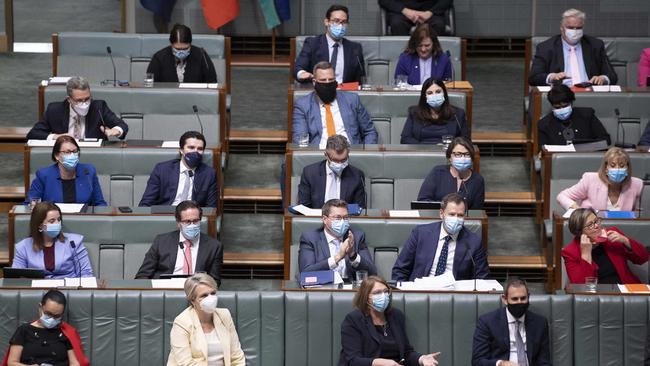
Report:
496,309,527,366
173,231,200,274
176,59,187,83
205,329,225,366
324,229,361,279
318,99,349,149
428,225,458,276
323,162,341,202
172,159,196,205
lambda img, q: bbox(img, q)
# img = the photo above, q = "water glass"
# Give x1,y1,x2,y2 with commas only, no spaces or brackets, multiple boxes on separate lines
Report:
144,73,154,88
29,198,41,211
584,277,598,292
353,270,368,288
298,134,310,148
441,134,454,150
361,76,373,90
395,74,408,90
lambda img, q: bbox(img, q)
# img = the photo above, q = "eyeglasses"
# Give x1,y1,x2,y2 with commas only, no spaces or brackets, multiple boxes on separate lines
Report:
328,18,348,25
180,219,201,225
451,152,471,158
60,149,79,155
326,215,350,221
584,218,602,230
70,97,91,104
370,289,390,296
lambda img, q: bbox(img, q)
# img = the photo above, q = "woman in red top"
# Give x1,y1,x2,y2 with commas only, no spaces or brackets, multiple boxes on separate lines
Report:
562,208,649,284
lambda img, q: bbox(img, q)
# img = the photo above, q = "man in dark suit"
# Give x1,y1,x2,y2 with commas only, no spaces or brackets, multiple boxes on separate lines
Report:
528,8,617,87
139,130,218,207
292,61,377,148
298,199,377,279
472,278,551,366
27,76,128,140
378,0,451,36
392,192,489,281
298,134,366,208
135,200,223,285
294,4,365,84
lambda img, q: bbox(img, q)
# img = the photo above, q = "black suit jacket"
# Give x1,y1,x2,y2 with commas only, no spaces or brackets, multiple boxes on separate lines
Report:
537,106,611,147
138,159,218,207
528,34,617,86
294,34,365,83
27,100,129,140
472,307,551,366
146,45,217,83
339,308,422,366
297,160,366,208
639,122,650,146
135,230,223,285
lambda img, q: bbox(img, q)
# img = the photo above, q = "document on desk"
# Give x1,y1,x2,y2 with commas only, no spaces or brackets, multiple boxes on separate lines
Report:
161,141,180,148
290,204,322,216
54,203,85,213
64,277,98,288
27,140,55,147
32,279,65,288
151,278,187,289
543,144,575,152
454,279,504,291
398,272,456,290
48,76,71,85
76,139,103,147
537,86,551,92
562,208,576,218
618,284,650,293
178,83,219,89
592,85,622,92
388,210,420,217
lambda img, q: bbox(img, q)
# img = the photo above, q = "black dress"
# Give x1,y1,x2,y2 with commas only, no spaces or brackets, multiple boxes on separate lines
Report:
9,323,72,366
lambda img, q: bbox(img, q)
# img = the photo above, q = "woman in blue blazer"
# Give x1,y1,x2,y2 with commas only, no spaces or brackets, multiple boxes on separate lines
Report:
27,135,107,206
394,23,452,85
339,276,440,366
11,201,94,278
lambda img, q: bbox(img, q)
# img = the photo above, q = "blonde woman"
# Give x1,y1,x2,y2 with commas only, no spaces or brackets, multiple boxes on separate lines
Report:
168,273,245,366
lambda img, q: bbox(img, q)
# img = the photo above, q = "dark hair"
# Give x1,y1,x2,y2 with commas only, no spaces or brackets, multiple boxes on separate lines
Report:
175,200,203,221
51,135,80,162
30,201,64,251
568,207,598,236
41,289,67,308
170,23,192,44
504,277,529,298
325,134,350,153
405,23,442,57
413,77,454,125
353,276,391,315
547,84,575,105
322,198,348,217
313,61,334,77
441,192,465,211
325,4,349,20
179,131,206,150
445,136,475,162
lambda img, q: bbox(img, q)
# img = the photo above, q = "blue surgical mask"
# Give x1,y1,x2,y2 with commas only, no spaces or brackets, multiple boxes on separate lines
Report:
329,24,347,40
182,223,200,239
443,216,464,235
44,222,61,238
451,157,472,172
564,29,583,45
39,314,61,329
328,160,348,176
329,219,350,238
184,151,203,169
173,48,190,60
370,292,390,312
607,168,628,183
61,152,79,170
553,105,573,120
426,93,445,109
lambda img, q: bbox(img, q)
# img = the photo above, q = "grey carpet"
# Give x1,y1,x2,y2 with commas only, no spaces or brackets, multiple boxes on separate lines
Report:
230,67,289,131
220,213,284,253
224,154,283,189
481,156,530,192
487,217,540,256
0,53,51,126
0,153,24,187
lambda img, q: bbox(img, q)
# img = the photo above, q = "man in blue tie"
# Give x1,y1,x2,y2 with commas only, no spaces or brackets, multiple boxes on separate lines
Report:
391,192,489,281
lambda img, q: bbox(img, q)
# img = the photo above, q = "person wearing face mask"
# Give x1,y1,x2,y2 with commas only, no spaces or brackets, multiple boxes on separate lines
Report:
294,5,365,84
417,137,485,209
557,147,643,212
11,202,94,278
392,193,489,282
168,273,245,366
147,23,217,83
139,130,218,207
400,77,468,144
27,135,107,206
394,23,452,85
528,8,617,87
4,290,89,366
339,276,441,366
562,208,649,285
136,200,223,284
298,199,377,279
537,85,610,152
298,134,366,208
292,61,377,148
472,278,551,366
27,76,128,140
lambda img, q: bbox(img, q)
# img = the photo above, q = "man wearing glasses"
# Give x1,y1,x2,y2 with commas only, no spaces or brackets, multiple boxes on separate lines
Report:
294,4,365,84
298,199,377,279
27,76,128,140
136,200,223,284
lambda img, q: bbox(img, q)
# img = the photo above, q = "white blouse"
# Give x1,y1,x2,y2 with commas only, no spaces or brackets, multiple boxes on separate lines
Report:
205,329,225,366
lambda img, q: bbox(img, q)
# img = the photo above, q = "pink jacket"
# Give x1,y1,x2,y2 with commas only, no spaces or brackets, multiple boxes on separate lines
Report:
557,172,643,211
638,48,650,87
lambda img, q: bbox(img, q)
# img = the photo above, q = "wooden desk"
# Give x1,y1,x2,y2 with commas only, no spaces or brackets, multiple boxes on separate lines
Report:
565,283,650,296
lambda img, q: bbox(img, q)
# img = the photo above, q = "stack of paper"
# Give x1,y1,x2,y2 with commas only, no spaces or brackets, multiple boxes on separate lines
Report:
49,76,72,85
388,210,420,218
54,203,85,213
64,277,98,288
151,278,187,289
618,284,650,293
178,83,219,89
161,141,180,148
291,204,322,216
398,272,456,290
454,279,504,292
543,144,576,152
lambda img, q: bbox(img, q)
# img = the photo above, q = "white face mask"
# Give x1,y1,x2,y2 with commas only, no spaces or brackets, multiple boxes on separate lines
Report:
564,28,583,45
198,294,218,313
72,101,91,116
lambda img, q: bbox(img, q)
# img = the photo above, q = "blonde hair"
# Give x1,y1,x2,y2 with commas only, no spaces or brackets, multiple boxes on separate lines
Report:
597,147,632,186
183,273,218,302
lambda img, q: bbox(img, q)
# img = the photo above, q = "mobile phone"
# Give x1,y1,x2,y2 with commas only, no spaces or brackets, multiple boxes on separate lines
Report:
118,206,132,213
573,82,592,88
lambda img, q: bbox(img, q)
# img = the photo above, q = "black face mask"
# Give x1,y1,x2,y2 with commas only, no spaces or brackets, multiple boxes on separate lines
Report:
314,81,338,104
507,302,529,319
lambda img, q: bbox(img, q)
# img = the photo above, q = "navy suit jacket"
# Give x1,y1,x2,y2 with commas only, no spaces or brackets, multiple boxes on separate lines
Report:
394,52,452,85
472,307,551,366
138,159,218,207
298,160,366,208
339,308,422,366
528,34,617,86
27,100,129,140
294,34,365,83
298,227,377,278
27,163,107,206
292,91,378,145
391,221,489,281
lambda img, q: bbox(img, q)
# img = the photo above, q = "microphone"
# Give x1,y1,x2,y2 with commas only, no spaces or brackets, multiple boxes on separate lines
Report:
355,51,366,78
69,240,84,288
178,241,193,275
466,242,478,292
445,50,456,88
106,46,116,87
358,171,368,215
453,113,463,137
200,47,211,75
614,108,636,149
192,105,204,135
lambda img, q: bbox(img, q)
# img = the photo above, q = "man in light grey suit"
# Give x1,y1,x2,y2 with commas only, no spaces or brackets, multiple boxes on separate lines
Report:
291,61,378,149
135,200,223,285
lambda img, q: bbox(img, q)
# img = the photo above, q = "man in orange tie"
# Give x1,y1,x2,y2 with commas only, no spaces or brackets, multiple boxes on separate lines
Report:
292,61,378,148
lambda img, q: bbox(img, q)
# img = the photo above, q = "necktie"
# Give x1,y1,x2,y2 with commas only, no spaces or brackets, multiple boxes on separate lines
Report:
515,320,528,366
330,43,339,72
569,46,582,85
180,170,194,201
182,240,192,274
324,103,336,137
434,235,451,276
73,115,83,139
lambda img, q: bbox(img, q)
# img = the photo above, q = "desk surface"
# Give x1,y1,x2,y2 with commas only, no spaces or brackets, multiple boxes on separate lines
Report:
0,278,284,291
281,280,501,293
565,283,650,296
10,205,218,216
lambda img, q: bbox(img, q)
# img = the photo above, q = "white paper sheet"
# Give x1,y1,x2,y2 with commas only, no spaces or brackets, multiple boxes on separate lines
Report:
64,277,98,288
27,139,55,147
161,141,180,148
454,279,504,291
618,284,650,293
77,139,103,147
562,208,576,218
54,203,85,213
49,76,71,85
32,279,65,288
151,278,187,288
398,272,456,290
388,210,420,218
291,204,322,216
178,83,219,89
537,86,551,92
543,144,576,152
333,271,344,284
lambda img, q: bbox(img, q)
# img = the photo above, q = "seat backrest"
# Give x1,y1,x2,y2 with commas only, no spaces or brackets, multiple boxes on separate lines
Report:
374,247,399,280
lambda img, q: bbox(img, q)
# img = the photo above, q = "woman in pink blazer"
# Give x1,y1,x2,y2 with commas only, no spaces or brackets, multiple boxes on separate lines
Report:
638,48,650,87
557,147,643,211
